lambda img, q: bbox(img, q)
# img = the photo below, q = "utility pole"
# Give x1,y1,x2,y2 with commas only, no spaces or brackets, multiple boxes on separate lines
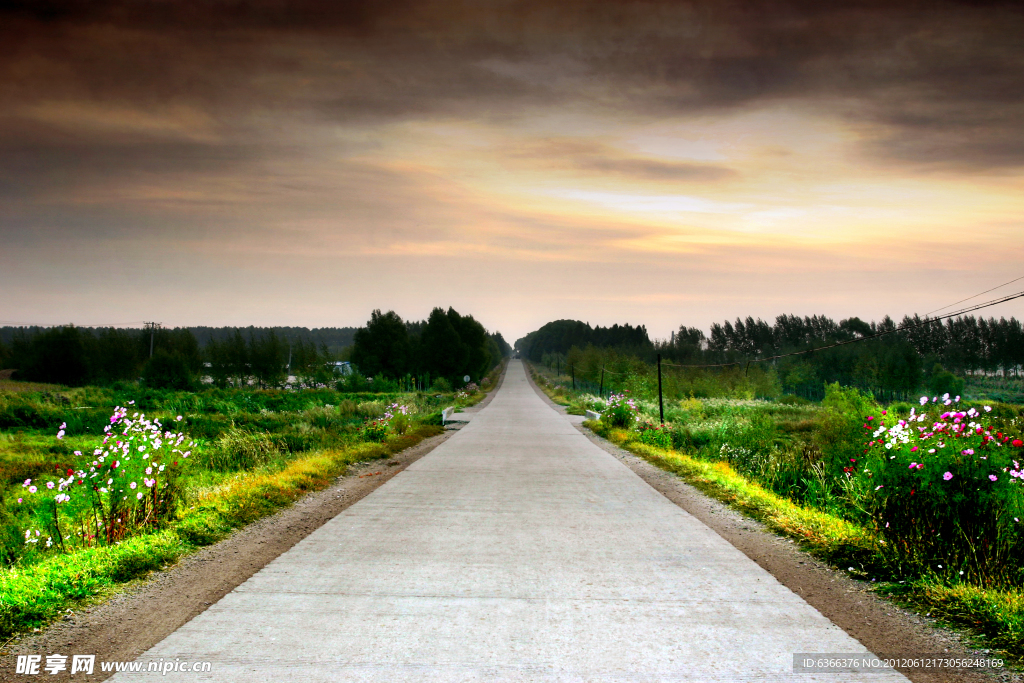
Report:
657,353,664,425
599,367,604,397
143,322,161,358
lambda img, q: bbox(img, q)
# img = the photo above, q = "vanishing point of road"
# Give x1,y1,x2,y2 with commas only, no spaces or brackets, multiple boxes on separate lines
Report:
112,360,906,682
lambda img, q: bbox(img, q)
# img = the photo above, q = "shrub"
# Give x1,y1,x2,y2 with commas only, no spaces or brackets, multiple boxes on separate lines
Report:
601,393,639,428
815,383,879,474
929,366,965,398
14,405,196,551
636,422,672,449
205,427,279,471
857,396,1024,586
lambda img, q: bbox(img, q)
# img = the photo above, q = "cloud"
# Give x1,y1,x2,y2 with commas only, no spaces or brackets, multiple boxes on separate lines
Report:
506,137,737,182
2,0,1022,170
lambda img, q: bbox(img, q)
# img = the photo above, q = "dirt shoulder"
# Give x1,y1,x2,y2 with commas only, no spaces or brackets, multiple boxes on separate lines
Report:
524,365,1019,683
1,372,506,682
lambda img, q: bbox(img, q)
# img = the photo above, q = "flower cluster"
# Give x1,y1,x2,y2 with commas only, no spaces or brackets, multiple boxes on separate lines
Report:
856,394,1023,552
362,402,410,442
862,394,1018,483
602,393,640,428
19,403,197,548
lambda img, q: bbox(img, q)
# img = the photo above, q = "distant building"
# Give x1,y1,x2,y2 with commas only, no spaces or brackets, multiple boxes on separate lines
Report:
328,361,354,376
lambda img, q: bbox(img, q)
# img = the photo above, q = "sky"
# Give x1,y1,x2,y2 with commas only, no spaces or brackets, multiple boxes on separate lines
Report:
1,0,1022,343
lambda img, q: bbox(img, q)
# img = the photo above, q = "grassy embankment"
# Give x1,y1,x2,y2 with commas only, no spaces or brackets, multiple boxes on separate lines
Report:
0,362,505,639
529,362,1024,663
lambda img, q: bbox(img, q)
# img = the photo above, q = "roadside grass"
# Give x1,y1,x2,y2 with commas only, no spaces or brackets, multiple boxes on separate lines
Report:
581,416,1024,664
0,424,443,638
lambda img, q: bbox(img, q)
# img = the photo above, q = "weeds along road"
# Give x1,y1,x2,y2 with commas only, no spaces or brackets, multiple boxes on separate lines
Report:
109,359,906,682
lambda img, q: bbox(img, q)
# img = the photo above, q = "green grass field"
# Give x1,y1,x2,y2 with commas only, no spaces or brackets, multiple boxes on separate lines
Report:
0,362,504,638
530,362,1024,662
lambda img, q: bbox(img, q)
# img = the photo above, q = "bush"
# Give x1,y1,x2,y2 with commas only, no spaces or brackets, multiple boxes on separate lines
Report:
815,383,879,474
601,393,639,428
929,367,965,398
857,397,1024,586
636,422,672,449
205,427,279,471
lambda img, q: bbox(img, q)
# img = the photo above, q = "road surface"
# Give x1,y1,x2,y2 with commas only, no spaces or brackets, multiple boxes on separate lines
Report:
112,360,905,682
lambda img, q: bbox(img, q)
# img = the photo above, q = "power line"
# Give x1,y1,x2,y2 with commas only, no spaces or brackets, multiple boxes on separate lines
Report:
924,274,1024,317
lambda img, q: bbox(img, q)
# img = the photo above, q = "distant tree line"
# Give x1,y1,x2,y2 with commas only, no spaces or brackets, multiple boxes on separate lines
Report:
514,320,652,362
350,307,511,389
0,326,202,389
0,325,342,389
514,313,1023,402
661,313,1024,400
0,313,510,390
189,326,356,357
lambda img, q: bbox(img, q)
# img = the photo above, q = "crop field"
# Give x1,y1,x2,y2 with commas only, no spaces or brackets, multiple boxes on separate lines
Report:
530,361,1024,661
0,365,503,639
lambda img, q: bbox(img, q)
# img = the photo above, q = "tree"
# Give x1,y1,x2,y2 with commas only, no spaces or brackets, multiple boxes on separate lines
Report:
142,350,195,390
249,330,286,387
12,326,89,386
350,310,411,379
419,307,465,382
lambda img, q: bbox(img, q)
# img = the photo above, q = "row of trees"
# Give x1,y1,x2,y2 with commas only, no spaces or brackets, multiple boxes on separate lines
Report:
0,310,511,390
516,313,1022,402
0,326,201,388
514,320,651,362
683,313,1024,376
350,308,511,388
659,314,1023,399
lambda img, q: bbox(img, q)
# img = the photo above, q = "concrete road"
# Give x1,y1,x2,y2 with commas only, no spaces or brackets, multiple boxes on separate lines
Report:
113,360,906,682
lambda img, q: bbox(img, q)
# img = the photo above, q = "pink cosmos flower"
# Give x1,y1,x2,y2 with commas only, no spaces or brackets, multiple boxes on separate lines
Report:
989,475,998,482
943,472,953,480
28,486,36,493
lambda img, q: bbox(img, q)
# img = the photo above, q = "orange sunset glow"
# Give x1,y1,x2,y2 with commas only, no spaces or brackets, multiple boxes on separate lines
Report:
2,0,1022,338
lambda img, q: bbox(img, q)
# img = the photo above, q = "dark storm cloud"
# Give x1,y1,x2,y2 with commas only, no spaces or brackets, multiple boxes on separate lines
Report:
1,0,1023,170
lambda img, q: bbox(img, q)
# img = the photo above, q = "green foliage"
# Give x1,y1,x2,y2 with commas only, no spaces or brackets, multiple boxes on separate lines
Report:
515,319,652,362
351,310,411,379
349,306,502,386
601,393,639,428
857,402,1024,586
0,373,456,638
203,427,280,471
815,383,880,474
142,350,195,390
929,364,966,397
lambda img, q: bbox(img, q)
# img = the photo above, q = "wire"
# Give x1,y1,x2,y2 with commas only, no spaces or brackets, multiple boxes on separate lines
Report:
924,274,1024,316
